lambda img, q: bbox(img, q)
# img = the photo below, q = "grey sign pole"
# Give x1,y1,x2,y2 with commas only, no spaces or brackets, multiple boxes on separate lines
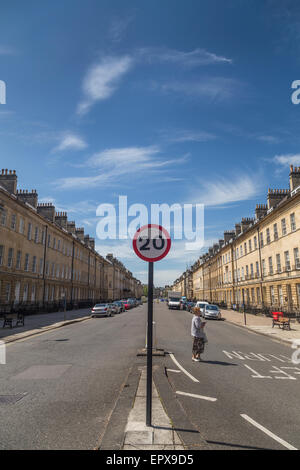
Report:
146,261,154,427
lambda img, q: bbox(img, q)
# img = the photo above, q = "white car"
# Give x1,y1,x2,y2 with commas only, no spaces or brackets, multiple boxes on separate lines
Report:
91,303,113,317
203,304,221,320
196,301,210,314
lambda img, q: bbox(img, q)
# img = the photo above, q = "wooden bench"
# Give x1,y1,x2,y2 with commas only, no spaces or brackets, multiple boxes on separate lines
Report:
272,312,291,331
2,313,25,328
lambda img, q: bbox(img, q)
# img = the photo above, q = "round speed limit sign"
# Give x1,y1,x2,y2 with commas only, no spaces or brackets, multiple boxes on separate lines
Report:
133,224,171,262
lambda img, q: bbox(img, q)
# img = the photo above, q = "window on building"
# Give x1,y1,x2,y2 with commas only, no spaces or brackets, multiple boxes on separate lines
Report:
47,234,51,247
53,237,56,249
5,283,11,302
32,256,37,273
7,248,13,268
268,256,273,275
281,218,287,236
262,259,266,276
41,230,45,245
51,263,55,277
0,245,4,266
16,250,21,269
34,227,39,243
290,213,296,232
276,254,281,273
19,217,24,234
0,208,7,226
256,287,261,303
270,286,275,304
249,239,252,252
246,265,249,278
46,261,49,275
240,245,243,257
250,263,254,277
278,285,283,306
284,251,291,271
242,267,245,280
254,236,257,249
266,228,271,244
244,243,247,255
39,258,43,275
11,214,16,230
294,248,300,269
23,284,28,302
27,223,32,241
260,232,264,247
31,284,36,302
24,254,29,271
273,223,278,240
57,239,61,251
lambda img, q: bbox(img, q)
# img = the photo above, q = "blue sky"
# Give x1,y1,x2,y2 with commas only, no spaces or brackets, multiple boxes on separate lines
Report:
1,0,300,286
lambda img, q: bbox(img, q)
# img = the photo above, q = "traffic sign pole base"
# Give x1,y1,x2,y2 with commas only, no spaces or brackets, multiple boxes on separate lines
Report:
137,348,165,357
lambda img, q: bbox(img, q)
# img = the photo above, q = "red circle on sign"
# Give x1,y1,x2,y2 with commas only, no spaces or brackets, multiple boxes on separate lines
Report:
133,224,171,262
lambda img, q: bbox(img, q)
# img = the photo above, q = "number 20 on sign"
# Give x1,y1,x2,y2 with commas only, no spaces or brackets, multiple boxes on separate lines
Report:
132,224,171,427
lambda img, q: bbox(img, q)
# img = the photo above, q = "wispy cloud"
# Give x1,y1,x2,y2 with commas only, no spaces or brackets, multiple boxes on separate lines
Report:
274,153,300,167
77,55,133,115
52,132,88,153
157,77,242,102
164,129,217,143
190,173,262,207
139,47,232,67
257,135,280,144
55,145,187,189
109,15,135,43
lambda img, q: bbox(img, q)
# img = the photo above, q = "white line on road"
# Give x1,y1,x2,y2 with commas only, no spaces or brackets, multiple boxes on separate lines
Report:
169,353,199,383
166,369,181,373
240,414,298,450
176,391,217,402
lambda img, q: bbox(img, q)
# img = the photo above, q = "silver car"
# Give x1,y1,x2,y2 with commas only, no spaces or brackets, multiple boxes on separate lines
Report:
91,303,113,317
203,304,221,320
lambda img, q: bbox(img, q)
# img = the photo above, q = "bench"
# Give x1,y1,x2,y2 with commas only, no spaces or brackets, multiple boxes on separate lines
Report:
272,312,290,331
2,313,25,328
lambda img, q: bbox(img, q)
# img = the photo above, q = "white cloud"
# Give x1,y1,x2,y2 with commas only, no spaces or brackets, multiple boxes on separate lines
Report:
165,129,217,143
274,154,300,167
257,135,280,144
158,77,241,102
55,146,187,189
139,47,232,67
190,174,261,207
52,133,87,153
77,55,133,115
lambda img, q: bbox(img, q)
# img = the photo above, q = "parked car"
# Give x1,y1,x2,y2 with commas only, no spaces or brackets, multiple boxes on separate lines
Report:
203,304,221,320
196,301,210,314
91,303,113,317
113,301,125,313
127,298,136,308
120,300,131,310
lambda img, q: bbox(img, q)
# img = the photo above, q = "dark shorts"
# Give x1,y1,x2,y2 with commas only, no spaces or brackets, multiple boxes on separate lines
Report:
192,336,205,355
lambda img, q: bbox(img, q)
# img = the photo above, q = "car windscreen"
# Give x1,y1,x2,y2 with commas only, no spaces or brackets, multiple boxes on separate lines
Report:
206,305,218,311
95,304,107,307
169,298,180,301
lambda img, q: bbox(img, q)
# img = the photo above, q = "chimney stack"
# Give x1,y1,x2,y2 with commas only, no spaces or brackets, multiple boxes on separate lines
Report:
75,227,84,241
67,221,76,234
17,189,38,209
241,217,254,233
235,223,241,236
255,204,267,220
267,188,289,209
289,165,300,191
37,203,55,222
0,169,17,194
224,230,235,244
55,212,68,229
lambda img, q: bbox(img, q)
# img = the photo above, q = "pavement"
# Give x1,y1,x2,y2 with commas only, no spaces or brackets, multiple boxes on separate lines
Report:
0,308,91,343
220,308,300,345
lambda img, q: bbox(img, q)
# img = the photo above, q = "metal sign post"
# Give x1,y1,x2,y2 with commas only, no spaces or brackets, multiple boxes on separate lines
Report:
146,261,153,426
132,224,171,427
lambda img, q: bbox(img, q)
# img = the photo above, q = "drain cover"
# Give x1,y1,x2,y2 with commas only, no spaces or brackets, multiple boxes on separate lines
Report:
0,393,27,405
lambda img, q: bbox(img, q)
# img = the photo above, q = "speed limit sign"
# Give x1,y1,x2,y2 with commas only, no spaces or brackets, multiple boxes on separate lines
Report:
132,224,171,428
133,224,171,262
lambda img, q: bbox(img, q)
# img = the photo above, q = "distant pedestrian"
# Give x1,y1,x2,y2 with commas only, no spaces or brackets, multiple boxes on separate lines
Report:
191,307,207,362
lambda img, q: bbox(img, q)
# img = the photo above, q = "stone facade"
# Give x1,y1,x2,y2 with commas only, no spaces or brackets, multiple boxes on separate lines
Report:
0,169,142,310
172,166,300,313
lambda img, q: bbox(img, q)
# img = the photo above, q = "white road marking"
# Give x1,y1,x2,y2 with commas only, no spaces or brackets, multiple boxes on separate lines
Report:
166,369,181,373
241,414,298,450
176,391,217,402
169,353,199,383
244,364,272,379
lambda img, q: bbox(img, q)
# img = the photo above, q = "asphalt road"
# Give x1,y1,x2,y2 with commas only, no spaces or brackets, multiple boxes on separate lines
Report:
0,305,146,449
154,302,300,451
